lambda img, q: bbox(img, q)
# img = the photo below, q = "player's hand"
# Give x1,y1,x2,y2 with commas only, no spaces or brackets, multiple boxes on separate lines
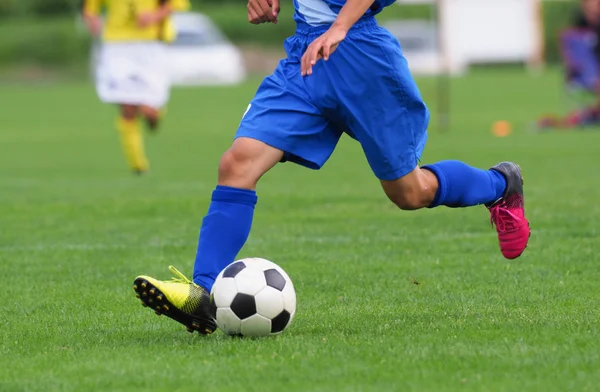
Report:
247,0,279,24
301,25,347,76
83,15,102,38
137,11,159,28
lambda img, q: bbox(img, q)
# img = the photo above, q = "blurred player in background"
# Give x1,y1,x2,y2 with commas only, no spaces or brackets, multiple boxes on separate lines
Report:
82,0,189,174
132,0,531,335
538,0,600,130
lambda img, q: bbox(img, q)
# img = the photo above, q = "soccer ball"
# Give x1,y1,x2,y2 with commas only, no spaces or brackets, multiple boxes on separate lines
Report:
210,257,296,337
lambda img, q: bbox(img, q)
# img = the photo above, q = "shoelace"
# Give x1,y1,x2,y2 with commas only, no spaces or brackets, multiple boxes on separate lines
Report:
167,265,193,285
490,203,521,233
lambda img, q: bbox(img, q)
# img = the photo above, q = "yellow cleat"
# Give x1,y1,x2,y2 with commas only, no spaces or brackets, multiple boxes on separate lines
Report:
132,266,216,335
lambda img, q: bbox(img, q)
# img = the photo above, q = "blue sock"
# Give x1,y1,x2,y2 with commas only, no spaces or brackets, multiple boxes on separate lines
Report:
193,185,257,291
423,160,507,208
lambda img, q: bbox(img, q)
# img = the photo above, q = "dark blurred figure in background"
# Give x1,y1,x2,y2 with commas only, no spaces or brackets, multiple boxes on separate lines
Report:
538,0,600,130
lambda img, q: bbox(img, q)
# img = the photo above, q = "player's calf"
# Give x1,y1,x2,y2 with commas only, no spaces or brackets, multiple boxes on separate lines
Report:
115,113,149,175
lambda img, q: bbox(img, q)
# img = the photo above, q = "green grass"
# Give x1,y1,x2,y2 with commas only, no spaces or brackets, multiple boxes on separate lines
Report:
1,68,599,392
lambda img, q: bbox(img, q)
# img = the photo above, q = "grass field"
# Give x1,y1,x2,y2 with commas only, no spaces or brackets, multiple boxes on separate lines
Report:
1,68,599,392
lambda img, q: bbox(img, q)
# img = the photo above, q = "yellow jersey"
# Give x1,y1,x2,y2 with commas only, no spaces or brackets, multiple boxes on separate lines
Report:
83,0,190,42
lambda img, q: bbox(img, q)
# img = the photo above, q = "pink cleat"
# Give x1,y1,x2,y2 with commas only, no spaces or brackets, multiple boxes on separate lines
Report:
487,162,531,259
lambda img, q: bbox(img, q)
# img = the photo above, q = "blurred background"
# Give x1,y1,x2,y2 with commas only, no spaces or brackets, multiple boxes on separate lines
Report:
0,0,581,82
0,0,590,135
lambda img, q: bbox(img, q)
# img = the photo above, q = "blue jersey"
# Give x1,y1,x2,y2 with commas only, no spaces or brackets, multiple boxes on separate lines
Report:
293,0,396,27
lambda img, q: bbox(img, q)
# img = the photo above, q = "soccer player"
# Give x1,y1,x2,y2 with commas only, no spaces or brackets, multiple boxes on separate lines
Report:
82,0,187,174
133,0,531,334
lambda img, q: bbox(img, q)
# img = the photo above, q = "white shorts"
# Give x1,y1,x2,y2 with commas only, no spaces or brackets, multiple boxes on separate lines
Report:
94,42,170,109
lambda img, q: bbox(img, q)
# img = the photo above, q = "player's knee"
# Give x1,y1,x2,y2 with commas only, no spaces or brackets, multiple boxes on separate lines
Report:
218,147,257,187
382,168,438,210
217,138,284,189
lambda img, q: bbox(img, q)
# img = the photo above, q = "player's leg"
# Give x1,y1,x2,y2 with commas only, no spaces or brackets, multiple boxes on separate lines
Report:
134,43,340,333
134,138,282,334
327,21,529,259
139,105,164,132
190,137,283,291
380,163,508,211
191,59,341,291
382,161,527,259
95,42,154,174
115,103,149,174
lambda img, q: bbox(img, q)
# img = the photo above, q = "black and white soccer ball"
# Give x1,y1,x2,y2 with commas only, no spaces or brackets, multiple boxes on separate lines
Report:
210,257,296,337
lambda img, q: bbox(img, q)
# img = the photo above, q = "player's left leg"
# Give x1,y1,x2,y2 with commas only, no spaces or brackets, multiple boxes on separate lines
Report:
328,20,530,259
381,162,529,259
134,41,341,333
380,163,507,211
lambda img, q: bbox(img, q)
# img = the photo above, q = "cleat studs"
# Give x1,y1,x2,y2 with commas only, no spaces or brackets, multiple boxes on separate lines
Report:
133,285,138,290
141,302,148,307
135,294,140,299
155,310,161,316
162,305,169,311
148,299,153,304
149,289,155,295
142,292,147,297
186,327,194,333
141,282,147,289
156,295,163,301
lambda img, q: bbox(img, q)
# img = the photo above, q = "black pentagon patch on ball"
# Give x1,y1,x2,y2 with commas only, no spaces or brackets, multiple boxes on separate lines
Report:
271,310,290,333
230,293,256,320
222,261,246,278
264,269,286,291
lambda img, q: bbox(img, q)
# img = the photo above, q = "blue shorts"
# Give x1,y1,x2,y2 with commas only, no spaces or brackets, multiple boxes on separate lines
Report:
236,18,429,181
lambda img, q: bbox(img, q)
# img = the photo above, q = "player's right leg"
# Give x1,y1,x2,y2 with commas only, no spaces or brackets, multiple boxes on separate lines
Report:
134,137,283,334
133,41,340,333
116,104,149,175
